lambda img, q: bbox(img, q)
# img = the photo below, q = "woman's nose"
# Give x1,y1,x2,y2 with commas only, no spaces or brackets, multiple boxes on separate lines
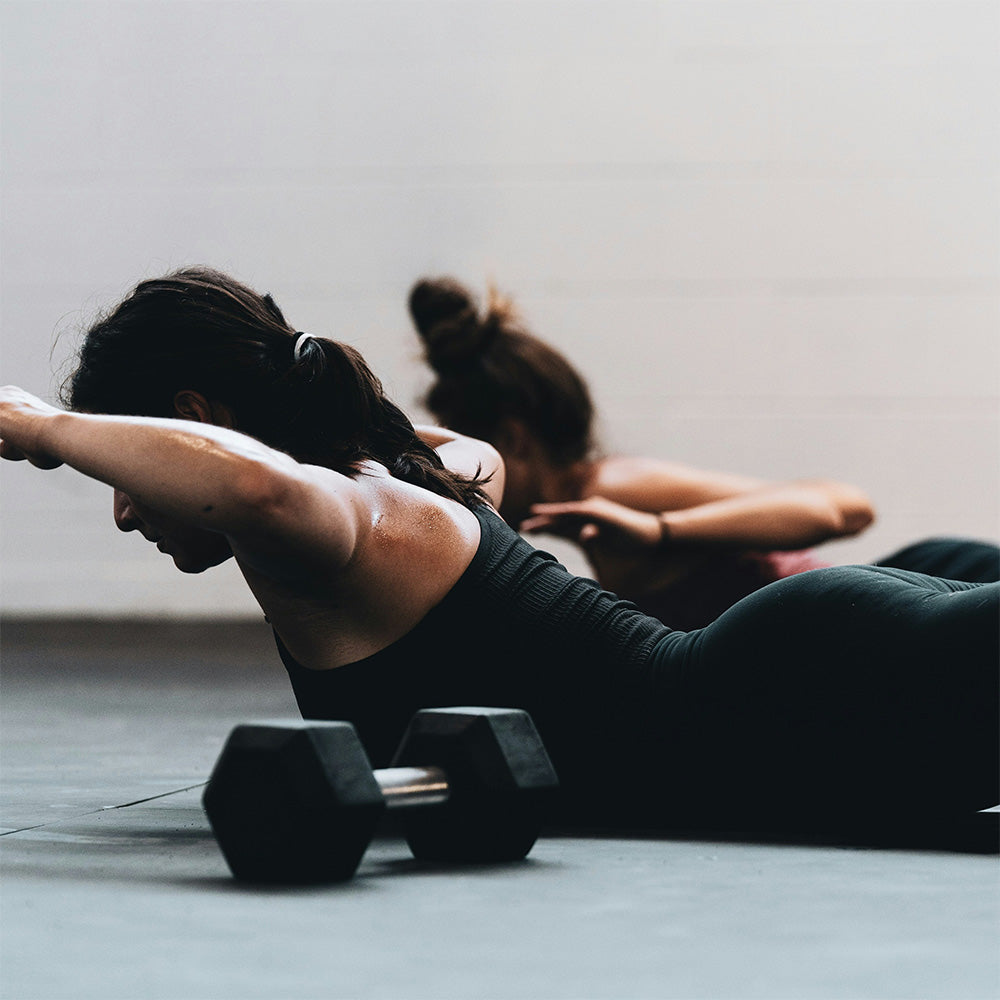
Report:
113,490,140,532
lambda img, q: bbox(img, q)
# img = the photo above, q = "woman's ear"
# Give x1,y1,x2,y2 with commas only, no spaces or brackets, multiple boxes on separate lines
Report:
172,390,236,428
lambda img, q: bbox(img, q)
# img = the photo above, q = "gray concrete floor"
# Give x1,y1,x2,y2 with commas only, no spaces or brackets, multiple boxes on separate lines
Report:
2,619,998,1000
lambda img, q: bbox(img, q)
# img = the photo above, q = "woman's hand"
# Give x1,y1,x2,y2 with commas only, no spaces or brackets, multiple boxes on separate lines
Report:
521,497,693,595
521,497,662,549
519,476,876,597
0,386,65,469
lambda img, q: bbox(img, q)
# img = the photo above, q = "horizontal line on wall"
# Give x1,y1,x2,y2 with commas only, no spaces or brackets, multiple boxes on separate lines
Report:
0,616,268,638
5,160,998,187
6,46,992,79
0,606,262,620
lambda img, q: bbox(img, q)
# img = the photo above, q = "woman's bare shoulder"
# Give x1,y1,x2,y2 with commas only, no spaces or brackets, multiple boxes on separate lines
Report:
355,467,483,564
259,469,484,671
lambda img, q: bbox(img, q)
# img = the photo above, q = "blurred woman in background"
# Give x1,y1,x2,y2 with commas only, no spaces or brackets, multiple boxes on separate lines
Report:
409,276,998,629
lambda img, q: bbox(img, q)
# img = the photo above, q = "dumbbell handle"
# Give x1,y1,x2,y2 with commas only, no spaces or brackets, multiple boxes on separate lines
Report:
374,765,450,808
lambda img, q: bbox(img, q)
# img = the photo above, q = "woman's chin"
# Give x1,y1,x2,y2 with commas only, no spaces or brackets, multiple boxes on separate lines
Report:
170,551,231,574
176,562,207,574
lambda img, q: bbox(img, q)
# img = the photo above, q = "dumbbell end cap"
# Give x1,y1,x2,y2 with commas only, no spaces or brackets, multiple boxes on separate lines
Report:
203,720,385,883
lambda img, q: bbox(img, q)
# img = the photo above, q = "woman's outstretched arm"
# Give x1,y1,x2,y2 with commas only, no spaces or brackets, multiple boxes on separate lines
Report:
522,482,874,553
522,454,874,553
0,386,366,570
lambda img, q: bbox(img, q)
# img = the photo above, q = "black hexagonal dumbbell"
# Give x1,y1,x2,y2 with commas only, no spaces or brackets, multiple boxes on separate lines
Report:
202,707,559,883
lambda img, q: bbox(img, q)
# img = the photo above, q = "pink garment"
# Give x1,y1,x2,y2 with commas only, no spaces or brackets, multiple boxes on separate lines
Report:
629,549,831,631
753,549,832,580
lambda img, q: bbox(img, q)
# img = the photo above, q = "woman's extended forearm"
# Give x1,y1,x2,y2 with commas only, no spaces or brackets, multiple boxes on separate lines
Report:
36,409,298,532
658,480,875,549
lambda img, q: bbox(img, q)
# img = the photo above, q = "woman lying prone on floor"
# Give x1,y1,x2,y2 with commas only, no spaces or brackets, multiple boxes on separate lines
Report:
408,276,999,630
2,267,997,832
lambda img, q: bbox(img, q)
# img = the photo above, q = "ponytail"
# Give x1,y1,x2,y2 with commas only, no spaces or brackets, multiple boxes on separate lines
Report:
273,335,490,506
64,267,491,508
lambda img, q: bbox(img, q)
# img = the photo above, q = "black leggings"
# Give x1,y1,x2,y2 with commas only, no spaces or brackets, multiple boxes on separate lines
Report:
876,536,1000,583
630,565,999,828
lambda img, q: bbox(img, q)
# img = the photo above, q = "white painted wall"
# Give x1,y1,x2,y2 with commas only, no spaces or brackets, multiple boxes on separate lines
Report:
2,0,997,617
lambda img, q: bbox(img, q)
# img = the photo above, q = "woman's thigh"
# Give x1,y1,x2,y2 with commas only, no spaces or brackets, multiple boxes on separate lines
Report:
876,537,1000,582
651,566,999,822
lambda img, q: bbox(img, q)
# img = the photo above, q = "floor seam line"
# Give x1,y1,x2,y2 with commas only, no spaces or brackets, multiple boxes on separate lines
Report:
0,781,208,837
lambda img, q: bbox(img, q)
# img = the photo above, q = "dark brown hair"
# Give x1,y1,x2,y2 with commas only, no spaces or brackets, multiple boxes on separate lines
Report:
409,277,595,466
63,267,490,507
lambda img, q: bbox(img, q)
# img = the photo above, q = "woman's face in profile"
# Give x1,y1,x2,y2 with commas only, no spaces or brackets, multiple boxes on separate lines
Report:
113,490,233,574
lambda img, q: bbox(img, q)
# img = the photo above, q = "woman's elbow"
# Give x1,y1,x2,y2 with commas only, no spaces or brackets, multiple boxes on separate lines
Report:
450,433,505,494
478,444,506,507
837,485,876,536
477,439,505,482
804,479,876,537
842,504,876,537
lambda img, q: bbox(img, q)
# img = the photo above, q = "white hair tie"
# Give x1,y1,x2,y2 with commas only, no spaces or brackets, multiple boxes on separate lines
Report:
293,332,314,361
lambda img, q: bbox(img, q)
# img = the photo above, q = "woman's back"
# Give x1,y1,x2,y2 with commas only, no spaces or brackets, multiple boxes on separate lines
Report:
238,462,486,672
276,505,999,829
275,504,674,812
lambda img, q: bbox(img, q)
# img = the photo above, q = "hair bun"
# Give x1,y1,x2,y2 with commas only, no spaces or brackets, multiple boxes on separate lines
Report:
408,278,495,371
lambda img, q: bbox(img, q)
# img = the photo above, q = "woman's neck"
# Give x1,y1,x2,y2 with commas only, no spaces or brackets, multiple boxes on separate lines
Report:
544,458,597,502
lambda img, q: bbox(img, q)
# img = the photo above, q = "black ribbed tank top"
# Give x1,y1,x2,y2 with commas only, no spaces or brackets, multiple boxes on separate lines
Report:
274,507,1000,825
275,505,675,810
